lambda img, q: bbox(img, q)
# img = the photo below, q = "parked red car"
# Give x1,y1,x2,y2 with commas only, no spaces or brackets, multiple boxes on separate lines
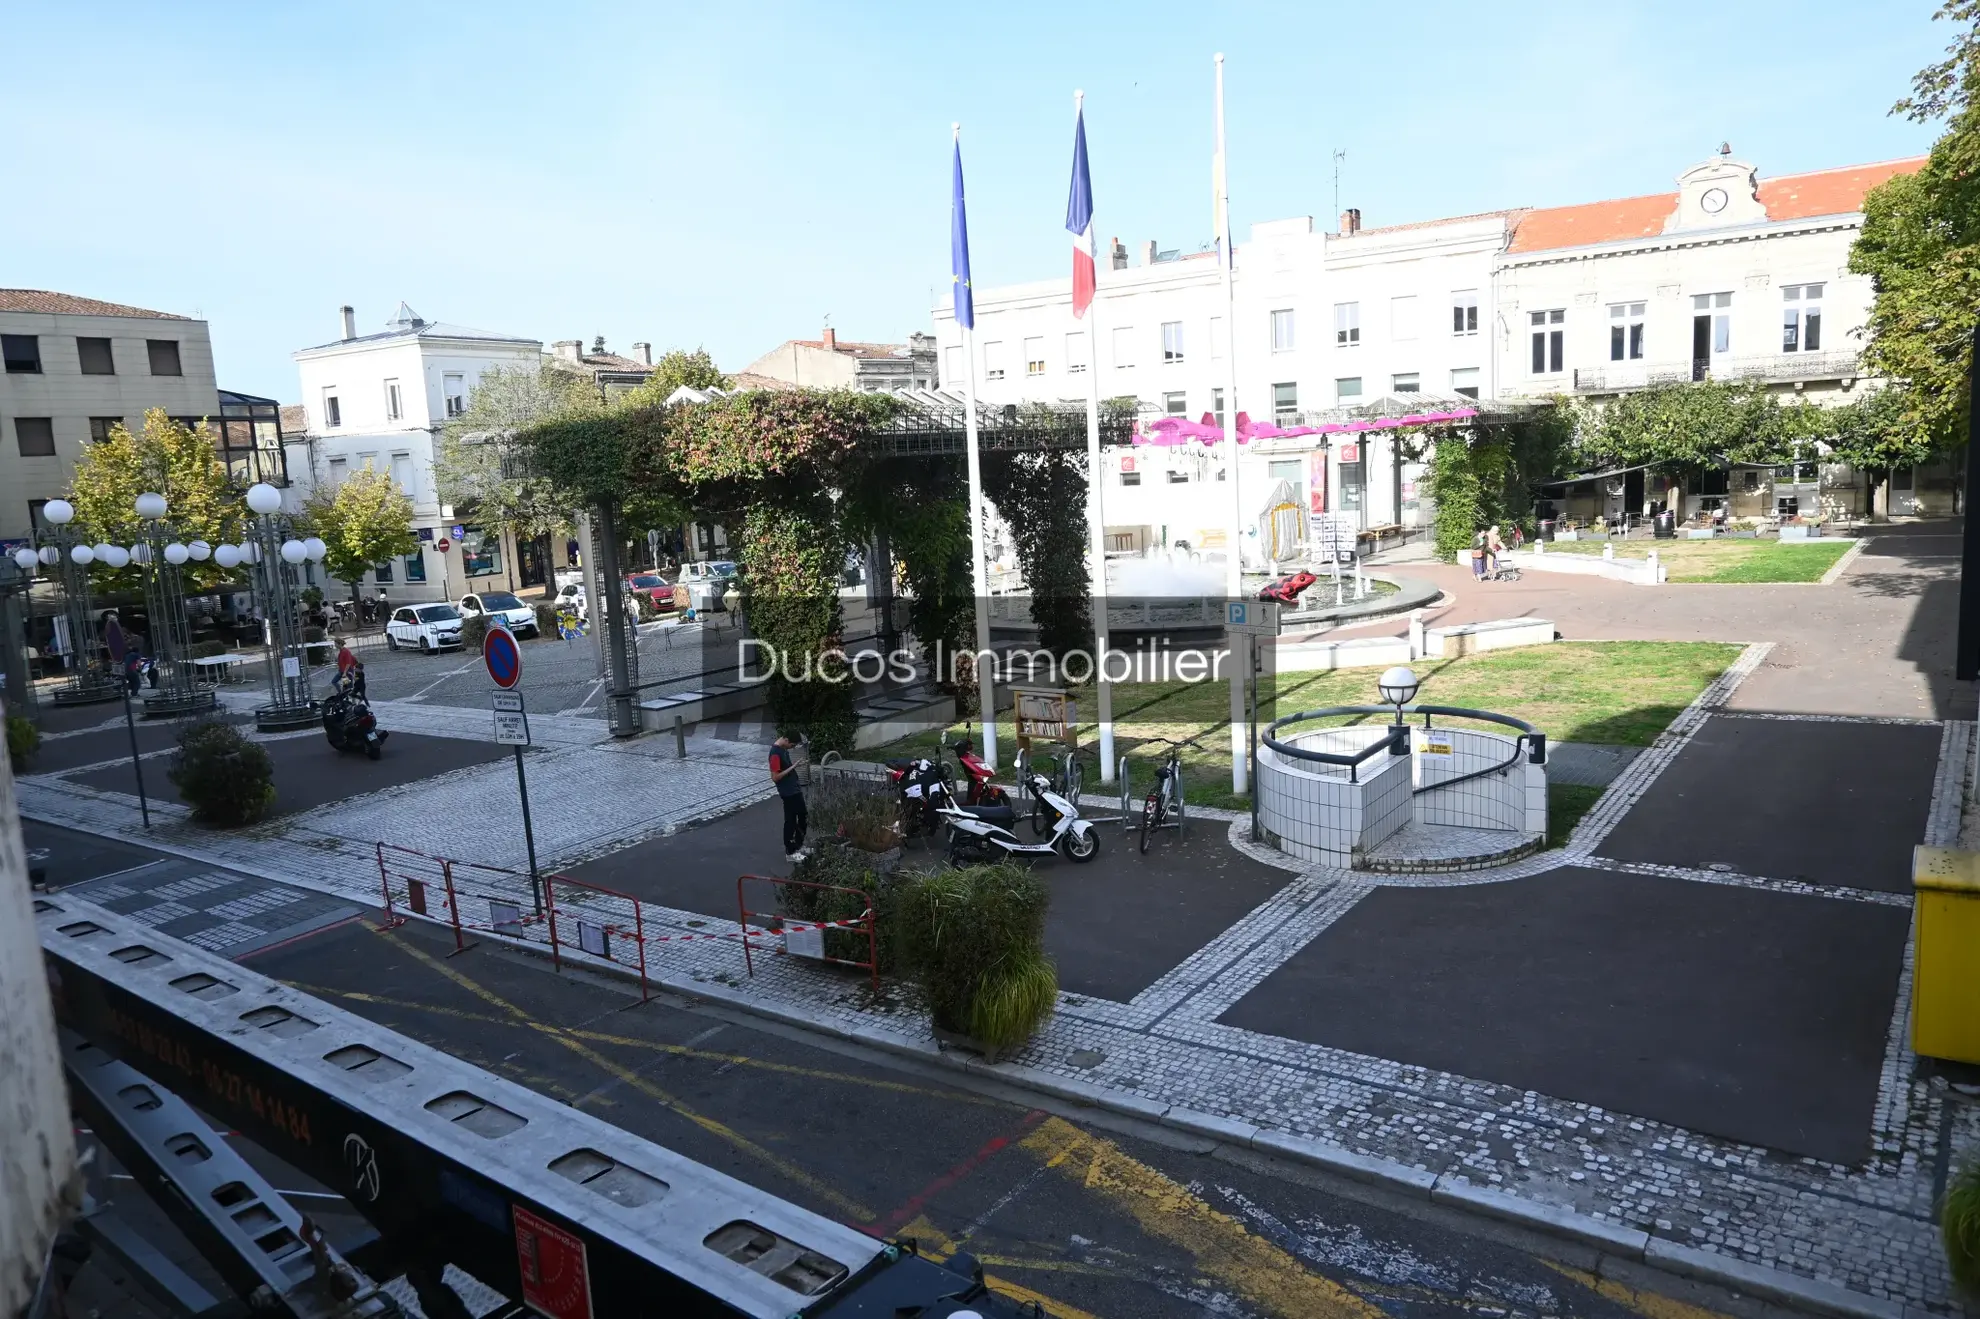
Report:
624,573,677,611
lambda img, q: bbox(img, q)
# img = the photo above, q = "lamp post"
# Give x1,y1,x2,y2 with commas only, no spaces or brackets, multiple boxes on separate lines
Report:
128,491,216,717
1377,664,1420,755
26,500,123,706
240,481,325,730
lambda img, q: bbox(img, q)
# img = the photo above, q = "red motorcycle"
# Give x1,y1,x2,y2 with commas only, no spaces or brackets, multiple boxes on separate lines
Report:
944,729,1010,808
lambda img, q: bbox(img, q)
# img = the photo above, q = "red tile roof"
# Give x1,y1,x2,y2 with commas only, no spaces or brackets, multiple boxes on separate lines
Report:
1507,157,1926,254
279,404,308,436
728,371,797,391
791,338,913,360
0,289,192,319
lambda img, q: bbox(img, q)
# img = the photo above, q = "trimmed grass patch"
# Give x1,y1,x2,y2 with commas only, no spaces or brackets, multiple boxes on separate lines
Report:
1548,783,1605,849
1543,537,1850,583
867,640,1740,812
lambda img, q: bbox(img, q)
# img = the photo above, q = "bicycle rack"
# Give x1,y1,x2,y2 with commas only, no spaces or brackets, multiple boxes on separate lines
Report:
1117,753,1186,836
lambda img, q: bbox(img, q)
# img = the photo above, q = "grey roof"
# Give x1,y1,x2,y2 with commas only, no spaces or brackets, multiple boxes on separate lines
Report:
295,304,538,355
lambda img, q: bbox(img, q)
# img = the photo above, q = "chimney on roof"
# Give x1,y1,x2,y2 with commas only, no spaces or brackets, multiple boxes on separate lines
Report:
339,305,356,340
553,339,583,364
821,325,837,350
631,342,652,366
1109,237,1128,270
1339,208,1362,236
1141,240,1158,266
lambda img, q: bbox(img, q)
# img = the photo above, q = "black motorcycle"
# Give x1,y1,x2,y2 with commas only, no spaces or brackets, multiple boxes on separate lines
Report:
322,673,387,760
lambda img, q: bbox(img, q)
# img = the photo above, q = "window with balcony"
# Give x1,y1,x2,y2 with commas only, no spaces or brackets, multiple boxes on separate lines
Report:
983,341,1006,381
76,337,115,374
2,334,41,373
1023,336,1045,376
1450,368,1480,399
14,417,55,456
1391,295,1418,342
1529,309,1565,374
444,372,466,417
146,339,182,376
384,378,403,421
1272,382,1298,423
1270,309,1295,353
1782,284,1824,353
323,389,342,428
1111,326,1136,369
1161,321,1184,364
1608,302,1646,361
1334,301,1360,347
1452,290,1479,336
1391,372,1420,393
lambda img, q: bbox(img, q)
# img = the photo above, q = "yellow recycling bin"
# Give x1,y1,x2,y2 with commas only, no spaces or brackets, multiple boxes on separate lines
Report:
1913,846,1980,1065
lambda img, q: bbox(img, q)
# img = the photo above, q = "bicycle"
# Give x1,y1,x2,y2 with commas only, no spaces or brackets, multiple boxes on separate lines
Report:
1137,737,1199,854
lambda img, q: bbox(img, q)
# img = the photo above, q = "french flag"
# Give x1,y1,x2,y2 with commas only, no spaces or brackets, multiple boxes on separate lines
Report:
1065,99,1096,318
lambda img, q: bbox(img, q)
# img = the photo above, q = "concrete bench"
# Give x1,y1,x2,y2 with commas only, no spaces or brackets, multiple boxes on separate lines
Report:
1424,617,1555,658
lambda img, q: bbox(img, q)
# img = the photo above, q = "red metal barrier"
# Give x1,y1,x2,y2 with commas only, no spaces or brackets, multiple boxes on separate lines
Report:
541,872,651,1001
737,874,877,992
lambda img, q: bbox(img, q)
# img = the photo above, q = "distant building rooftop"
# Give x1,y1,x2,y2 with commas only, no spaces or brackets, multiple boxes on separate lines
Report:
0,289,192,319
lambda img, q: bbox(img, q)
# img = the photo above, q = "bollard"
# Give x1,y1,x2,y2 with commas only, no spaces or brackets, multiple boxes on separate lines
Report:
1602,542,1615,560
1407,610,1426,661
674,713,686,758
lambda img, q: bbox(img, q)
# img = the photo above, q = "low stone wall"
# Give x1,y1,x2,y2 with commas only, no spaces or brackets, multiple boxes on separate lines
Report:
1274,634,1414,674
1423,618,1555,658
1255,725,1411,867
1459,547,1666,585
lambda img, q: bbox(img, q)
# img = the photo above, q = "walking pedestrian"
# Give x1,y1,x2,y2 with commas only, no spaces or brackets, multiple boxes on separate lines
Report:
769,733,809,862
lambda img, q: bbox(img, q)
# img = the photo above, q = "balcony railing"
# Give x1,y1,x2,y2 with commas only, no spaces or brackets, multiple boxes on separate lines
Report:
1571,350,1860,394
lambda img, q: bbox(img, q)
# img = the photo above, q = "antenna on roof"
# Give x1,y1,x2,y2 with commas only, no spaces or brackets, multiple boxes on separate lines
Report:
1332,148,1347,225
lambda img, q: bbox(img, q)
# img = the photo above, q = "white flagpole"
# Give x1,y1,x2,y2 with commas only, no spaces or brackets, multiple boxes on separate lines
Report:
1216,53,1248,797
1078,90,1116,785
956,126,999,771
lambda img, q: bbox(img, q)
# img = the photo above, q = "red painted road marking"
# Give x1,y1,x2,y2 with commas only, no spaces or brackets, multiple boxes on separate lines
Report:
872,1109,1049,1236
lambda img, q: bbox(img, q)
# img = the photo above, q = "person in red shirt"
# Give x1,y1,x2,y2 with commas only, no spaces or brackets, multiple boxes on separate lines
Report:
769,734,808,862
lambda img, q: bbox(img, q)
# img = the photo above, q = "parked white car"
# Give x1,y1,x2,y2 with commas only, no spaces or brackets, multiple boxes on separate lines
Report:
459,590,540,638
385,604,465,654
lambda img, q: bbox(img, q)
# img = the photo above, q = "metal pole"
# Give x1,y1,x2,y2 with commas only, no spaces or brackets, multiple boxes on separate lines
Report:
1216,53,1248,797
1960,317,1980,681
515,745,542,915
1074,91,1116,785
956,125,998,772
595,503,636,737
1247,638,1259,843
121,691,150,829
577,511,605,682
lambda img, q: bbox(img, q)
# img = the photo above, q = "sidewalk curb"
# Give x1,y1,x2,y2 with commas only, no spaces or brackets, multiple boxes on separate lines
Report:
22,802,1928,1319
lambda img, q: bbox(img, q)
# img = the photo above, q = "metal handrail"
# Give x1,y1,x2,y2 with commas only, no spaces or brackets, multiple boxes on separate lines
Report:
1262,704,1545,784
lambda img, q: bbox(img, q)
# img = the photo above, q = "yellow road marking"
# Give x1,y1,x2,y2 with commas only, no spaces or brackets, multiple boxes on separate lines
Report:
1544,1262,1734,1319
1021,1116,1385,1319
378,930,876,1223
897,1215,1108,1319
287,981,997,1106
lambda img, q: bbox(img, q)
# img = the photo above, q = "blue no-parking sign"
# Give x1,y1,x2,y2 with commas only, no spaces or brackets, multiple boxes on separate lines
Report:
483,623,522,689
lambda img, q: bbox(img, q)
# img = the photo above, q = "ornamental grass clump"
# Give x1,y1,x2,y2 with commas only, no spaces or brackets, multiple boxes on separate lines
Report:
897,862,1057,1050
169,720,276,826
1945,1157,1980,1296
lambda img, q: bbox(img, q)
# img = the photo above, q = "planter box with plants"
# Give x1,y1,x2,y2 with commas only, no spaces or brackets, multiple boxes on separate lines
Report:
898,863,1056,1063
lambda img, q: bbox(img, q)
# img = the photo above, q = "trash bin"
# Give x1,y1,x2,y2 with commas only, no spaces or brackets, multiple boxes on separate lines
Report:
1653,512,1677,539
1539,519,1557,543
1913,846,1980,1064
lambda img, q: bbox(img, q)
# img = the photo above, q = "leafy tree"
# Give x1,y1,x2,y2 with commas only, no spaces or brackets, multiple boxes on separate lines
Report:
68,408,243,589
434,364,604,543
1849,1,1980,456
620,347,730,408
302,470,418,598
1571,381,1782,476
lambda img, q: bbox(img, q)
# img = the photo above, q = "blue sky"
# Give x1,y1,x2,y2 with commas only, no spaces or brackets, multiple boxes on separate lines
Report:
1,1,1948,400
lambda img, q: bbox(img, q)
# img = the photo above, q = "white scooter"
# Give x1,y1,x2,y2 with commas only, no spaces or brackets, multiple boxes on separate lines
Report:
936,771,1100,865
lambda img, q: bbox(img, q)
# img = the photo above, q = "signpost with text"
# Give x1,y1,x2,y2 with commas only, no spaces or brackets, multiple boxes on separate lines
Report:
485,625,542,914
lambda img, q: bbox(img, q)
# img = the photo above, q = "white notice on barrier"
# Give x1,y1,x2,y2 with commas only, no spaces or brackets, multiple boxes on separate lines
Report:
282,656,301,678
577,920,609,958
784,926,825,959
489,899,523,937
1415,729,1455,763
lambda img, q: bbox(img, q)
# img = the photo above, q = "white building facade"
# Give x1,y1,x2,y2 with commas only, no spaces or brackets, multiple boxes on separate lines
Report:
291,303,541,602
936,151,1928,545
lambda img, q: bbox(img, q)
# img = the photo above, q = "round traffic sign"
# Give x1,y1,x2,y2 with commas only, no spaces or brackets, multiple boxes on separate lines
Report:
436,537,452,553
483,625,522,689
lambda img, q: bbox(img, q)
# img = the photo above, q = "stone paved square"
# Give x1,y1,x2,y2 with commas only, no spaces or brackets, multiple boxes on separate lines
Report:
1215,865,1910,1164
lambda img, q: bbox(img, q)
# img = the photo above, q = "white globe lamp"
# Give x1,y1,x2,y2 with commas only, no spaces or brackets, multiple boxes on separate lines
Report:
101,545,130,569
12,548,38,571
188,539,211,561
280,539,307,565
37,547,59,566
69,545,95,566
214,544,242,569
245,483,282,516
302,537,326,562
1377,665,1420,710
92,542,115,562
164,542,190,566
135,492,168,521
131,543,152,566
42,499,75,525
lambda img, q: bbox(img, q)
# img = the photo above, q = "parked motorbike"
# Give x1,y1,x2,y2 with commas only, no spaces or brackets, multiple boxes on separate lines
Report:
941,728,1010,808
937,770,1100,865
886,756,954,846
322,672,387,760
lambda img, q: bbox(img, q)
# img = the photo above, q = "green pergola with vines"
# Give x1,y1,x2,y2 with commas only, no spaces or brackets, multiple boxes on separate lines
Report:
514,389,1136,750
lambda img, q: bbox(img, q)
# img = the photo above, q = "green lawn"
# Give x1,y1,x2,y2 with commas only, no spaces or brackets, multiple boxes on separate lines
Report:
866,640,1740,812
1547,783,1605,849
1542,537,1850,583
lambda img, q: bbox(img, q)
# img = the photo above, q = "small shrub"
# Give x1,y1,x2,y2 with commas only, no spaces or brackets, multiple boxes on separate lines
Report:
7,714,39,772
193,639,228,659
809,774,901,853
788,842,916,972
631,592,660,623
896,863,1054,1045
168,721,275,826
969,950,1059,1048
533,602,561,637
460,613,490,649
1946,1158,1980,1296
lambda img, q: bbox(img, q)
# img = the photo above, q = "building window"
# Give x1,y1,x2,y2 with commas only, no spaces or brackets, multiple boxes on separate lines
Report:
384,378,403,421
2,334,41,373
460,526,500,577
146,339,182,376
1212,388,1226,429
1452,290,1479,336
390,452,415,501
444,372,467,417
1782,283,1824,353
1167,468,1191,483
1023,336,1045,376
1162,321,1185,364
1391,372,1420,393
373,559,394,583
14,418,55,456
1609,302,1646,361
88,416,122,443
1210,316,1227,360
1121,466,1142,487
983,341,1006,381
1111,326,1136,369
1270,309,1295,353
327,456,348,487
1334,302,1360,347
1064,331,1087,373
1450,367,1480,399
944,345,962,383
1692,293,1732,371
323,389,342,428
1272,382,1298,423
1529,309,1565,374
76,337,115,374
403,552,427,582
1391,295,1418,342
1336,377,1363,402
1164,392,1187,416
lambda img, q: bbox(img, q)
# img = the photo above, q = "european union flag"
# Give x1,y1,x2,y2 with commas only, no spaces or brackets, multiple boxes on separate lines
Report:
950,135,974,331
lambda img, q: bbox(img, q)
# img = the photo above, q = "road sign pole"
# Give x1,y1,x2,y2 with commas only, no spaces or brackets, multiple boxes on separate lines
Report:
514,744,542,916
121,689,150,829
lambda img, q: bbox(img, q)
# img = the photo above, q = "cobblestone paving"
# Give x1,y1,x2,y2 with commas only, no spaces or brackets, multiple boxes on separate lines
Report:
16,640,1973,1313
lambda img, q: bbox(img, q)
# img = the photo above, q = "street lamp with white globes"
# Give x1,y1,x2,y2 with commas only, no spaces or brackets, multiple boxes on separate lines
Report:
22,496,121,705
123,490,215,716
241,480,322,729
